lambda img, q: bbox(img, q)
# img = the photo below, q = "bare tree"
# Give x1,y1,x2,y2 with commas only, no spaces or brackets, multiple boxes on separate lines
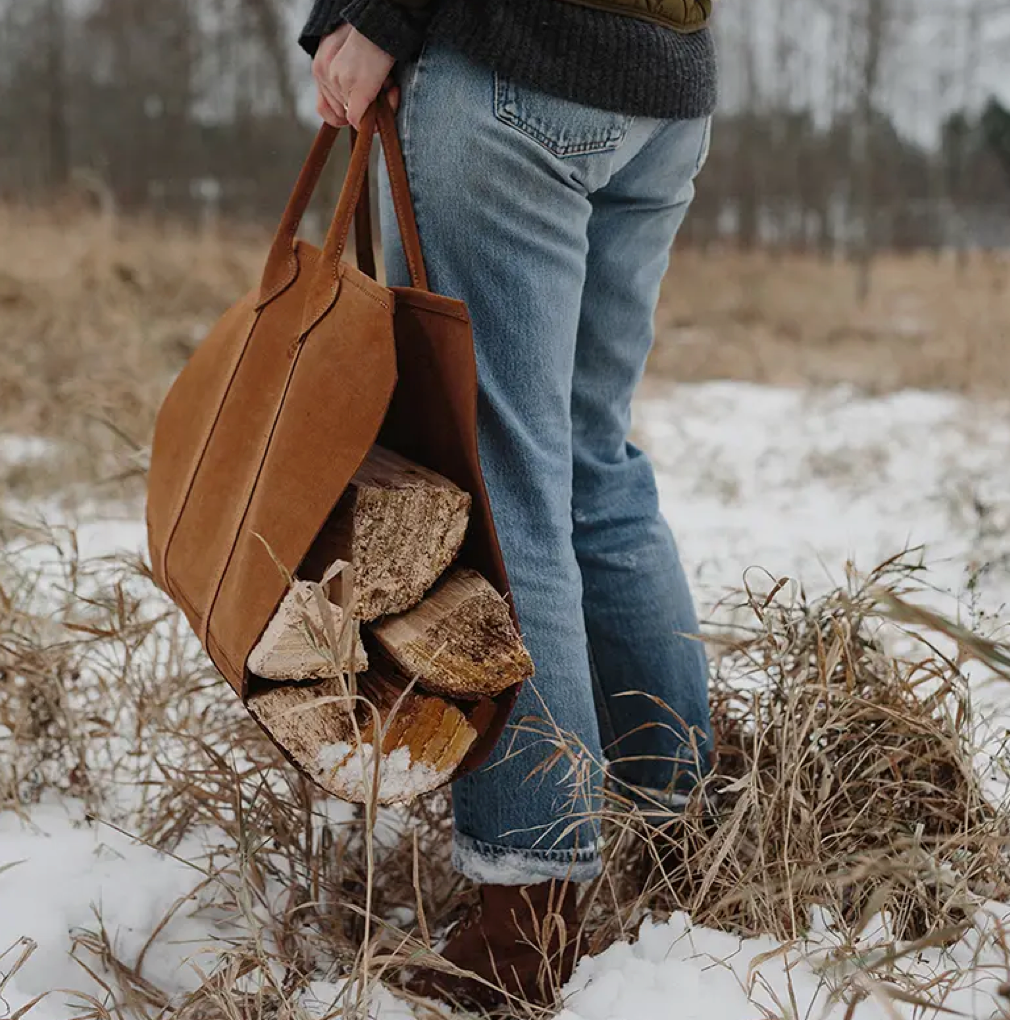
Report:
45,0,69,190
0,0,1006,250
242,0,302,124
850,0,894,299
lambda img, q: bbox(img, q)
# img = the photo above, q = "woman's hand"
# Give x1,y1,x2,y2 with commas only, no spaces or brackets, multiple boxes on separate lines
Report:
313,26,398,130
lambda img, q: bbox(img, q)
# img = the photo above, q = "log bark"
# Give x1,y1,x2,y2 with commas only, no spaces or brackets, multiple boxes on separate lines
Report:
248,580,368,681
247,669,483,805
368,568,534,700
300,445,471,622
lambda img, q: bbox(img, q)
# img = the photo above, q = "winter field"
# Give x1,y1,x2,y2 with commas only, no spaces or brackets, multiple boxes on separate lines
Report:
3,210,1010,1019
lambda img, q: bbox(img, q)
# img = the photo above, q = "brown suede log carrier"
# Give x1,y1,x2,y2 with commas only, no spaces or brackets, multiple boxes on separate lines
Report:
146,96,521,778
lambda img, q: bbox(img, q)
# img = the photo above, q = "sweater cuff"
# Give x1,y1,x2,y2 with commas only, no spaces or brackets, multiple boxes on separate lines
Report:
299,0,344,56
340,0,433,62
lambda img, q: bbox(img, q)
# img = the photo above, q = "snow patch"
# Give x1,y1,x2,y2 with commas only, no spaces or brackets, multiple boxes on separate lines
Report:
317,741,448,804
0,435,59,467
0,803,220,1020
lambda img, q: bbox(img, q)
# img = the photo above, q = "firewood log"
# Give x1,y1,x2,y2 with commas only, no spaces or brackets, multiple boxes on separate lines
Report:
300,445,471,622
247,669,487,805
368,568,533,699
248,580,367,681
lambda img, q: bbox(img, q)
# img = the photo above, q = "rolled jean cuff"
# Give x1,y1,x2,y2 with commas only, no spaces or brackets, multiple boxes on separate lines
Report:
452,831,603,886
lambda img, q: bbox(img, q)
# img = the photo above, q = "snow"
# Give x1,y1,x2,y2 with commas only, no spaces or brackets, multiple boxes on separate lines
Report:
558,914,1010,1020
299,980,417,1019
5,382,1010,1019
0,803,221,1019
0,435,60,467
317,741,450,804
636,383,1010,617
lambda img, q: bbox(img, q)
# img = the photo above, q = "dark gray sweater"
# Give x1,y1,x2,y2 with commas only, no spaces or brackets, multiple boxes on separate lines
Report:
300,0,717,121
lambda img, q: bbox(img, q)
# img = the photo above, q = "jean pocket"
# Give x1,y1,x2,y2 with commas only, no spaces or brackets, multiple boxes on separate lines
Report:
493,73,631,158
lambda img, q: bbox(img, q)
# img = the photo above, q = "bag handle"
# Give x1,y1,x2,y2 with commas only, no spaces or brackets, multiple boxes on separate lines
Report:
352,130,378,281
259,93,426,308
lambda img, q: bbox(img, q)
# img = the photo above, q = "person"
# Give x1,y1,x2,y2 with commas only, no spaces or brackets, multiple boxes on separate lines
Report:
300,0,717,1007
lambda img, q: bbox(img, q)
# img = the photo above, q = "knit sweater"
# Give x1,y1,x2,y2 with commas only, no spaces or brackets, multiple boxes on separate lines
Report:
299,0,718,121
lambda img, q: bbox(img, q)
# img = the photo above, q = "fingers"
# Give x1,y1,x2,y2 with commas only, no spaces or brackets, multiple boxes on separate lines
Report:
317,72,349,126
313,27,395,130
316,89,348,128
312,25,352,126
344,89,373,131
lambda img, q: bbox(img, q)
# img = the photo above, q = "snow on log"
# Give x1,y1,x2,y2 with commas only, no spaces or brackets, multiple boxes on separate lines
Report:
247,669,484,805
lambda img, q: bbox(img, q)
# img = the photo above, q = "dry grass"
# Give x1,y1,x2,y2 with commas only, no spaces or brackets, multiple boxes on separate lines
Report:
653,249,1010,395
4,206,1010,1016
2,206,1010,493
643,558,1010,945
0,205,265,501
4,523,1010,1017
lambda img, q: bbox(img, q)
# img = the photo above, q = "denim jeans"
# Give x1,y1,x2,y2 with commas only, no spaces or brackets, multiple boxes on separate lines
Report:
379,44,713,884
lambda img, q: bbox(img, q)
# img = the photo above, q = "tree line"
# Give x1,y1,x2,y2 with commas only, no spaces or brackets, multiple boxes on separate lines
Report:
1,0,1008,265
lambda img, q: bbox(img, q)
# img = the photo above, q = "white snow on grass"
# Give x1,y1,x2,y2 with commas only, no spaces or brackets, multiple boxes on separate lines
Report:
558,913,1009,1020
0,435,60,468
0,803,220,1020
638,383,1010,617
5,382,1010,1019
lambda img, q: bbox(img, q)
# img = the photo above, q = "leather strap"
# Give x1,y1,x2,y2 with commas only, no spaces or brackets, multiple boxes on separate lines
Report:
259,126,339,307
375,99,428,291
351,128,378,280
259,93,425,305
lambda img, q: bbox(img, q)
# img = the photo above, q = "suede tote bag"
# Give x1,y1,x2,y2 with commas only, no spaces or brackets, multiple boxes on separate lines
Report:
146,95,520,780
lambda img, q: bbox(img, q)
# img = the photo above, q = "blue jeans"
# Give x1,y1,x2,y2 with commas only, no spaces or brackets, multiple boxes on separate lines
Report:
380,44,713,884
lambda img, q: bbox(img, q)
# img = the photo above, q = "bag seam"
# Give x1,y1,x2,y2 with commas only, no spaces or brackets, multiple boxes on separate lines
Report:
159,302,263,616
343,271,391,309
199,333,310,659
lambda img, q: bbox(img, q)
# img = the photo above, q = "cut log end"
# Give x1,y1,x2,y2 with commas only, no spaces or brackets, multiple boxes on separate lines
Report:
301,445,472,622
247,669,478,805
369,568,534,700
248,580,368,681
246,447,520,803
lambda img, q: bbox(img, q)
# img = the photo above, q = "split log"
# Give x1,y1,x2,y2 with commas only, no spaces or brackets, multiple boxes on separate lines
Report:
368,568,534,699
248,580,368,681
301,445,472,622
247,670,488,805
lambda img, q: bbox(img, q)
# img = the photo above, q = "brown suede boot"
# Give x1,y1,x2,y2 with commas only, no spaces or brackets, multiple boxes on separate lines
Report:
409,881,581,1009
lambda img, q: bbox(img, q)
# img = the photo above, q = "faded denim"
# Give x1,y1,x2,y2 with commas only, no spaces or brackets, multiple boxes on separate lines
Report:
379,43,713,884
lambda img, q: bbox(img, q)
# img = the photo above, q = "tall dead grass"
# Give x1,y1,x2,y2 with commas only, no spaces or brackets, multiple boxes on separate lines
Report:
642,558,1010,946
0,206,265,500
4,206,1010,1016
653,249,1010,395
2,206,1009,472
4,523,1010,1017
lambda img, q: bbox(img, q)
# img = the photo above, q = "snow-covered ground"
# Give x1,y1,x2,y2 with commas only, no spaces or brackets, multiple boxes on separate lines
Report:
5,381,1010,1020
639,382,1010,620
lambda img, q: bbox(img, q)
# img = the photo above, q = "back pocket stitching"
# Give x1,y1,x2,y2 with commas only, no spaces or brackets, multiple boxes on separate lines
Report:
493,73,628,158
